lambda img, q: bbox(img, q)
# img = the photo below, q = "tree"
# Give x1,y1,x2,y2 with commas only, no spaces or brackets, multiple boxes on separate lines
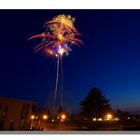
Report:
80,87,112,120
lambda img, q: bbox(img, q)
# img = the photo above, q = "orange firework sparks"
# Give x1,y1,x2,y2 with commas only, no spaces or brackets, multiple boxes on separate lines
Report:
28,14,83,57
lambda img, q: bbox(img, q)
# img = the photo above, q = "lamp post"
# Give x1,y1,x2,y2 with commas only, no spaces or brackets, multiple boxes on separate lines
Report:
30,115,35,129
39,115,48,130
43,115,48,120
60,114,66,122
106,113,113,120
106,113,113,128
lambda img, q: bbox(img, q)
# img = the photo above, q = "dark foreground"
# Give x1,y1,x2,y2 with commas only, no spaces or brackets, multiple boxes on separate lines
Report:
1,120,140,131
30,120,140,131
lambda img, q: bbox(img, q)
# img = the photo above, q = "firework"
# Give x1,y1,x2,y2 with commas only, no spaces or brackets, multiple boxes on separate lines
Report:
28,14,83,113
28,14,83,56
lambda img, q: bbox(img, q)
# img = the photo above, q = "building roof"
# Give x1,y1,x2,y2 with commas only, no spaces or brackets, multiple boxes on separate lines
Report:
0,96,37,104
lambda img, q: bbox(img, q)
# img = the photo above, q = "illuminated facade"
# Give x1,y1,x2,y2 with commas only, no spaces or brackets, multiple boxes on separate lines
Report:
0,97,36,130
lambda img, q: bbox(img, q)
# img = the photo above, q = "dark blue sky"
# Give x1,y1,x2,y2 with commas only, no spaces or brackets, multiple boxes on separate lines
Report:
0,10,140,113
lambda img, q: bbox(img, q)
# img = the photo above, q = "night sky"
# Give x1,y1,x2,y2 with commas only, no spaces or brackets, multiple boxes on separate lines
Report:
0,10,140,114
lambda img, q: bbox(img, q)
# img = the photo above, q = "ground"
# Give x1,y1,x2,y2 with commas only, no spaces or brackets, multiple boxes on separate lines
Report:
30,120,140,131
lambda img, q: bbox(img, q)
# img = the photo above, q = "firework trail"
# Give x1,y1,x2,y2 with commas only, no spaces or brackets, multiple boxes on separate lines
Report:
54,56,59,106
60,56,64,107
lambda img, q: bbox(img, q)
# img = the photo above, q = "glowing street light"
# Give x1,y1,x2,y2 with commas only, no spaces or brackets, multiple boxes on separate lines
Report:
114,117,120,121
97,118,102,121
60,114,66,122
93,117,97,121
106,113,113,120
30,115,35,129
61,114,66,120
42,115,48,120
31,115,35,120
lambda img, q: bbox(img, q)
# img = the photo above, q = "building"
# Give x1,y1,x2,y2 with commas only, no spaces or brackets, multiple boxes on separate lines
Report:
0,97,36,130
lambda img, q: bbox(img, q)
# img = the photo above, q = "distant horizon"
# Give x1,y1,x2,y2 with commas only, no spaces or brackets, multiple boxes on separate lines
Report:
1,94,140,115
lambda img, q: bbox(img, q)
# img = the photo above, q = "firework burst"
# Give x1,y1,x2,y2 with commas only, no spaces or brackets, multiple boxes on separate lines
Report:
28,14,83,56
28,14,83,113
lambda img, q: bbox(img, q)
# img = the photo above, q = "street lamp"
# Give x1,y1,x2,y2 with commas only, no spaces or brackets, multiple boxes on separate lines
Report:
60,114,66,122
31,115,35,120
97,118,102,121
93,117,97,121
30,115,35,129
42,115,48,120
106,113,113,120
61,114,66,119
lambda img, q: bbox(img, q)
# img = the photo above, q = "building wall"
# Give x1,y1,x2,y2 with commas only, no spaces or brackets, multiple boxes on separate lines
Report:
0,97,36,130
